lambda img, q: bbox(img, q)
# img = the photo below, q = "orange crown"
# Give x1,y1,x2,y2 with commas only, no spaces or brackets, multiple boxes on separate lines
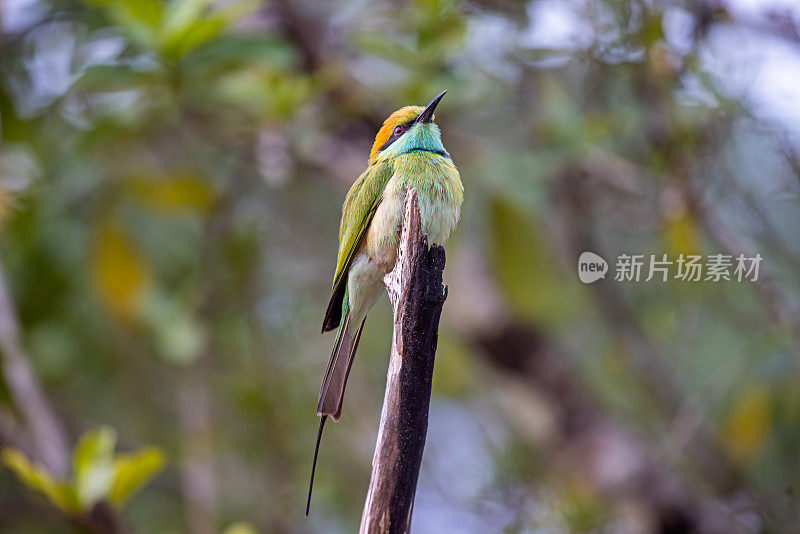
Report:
369,106,424,162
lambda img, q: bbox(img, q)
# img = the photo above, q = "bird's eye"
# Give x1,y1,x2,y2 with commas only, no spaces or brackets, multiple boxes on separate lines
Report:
393,125,404,136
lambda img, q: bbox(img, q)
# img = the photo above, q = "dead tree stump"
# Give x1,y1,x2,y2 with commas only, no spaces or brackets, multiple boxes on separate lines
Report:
359,188,447,534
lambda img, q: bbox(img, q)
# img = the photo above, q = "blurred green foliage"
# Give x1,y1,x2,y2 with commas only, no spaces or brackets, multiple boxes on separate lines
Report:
3,426,164,512
1,0,799,532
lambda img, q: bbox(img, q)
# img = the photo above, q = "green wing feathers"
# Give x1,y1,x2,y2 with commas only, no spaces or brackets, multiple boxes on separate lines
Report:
321,162,393,333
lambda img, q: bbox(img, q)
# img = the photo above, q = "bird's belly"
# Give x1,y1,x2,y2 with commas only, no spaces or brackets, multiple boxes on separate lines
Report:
418,190,460,245
364,173,461,274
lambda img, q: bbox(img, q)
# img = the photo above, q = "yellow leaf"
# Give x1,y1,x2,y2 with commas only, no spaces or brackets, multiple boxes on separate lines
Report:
663,213,702,257
1,448,80,512
125,173,215,213
661,189,702,256
722,385,772,463
109,446,165,508
223,522,259,534
92,220,151,320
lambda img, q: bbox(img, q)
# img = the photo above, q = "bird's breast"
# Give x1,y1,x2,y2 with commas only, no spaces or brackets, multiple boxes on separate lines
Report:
364,152,463,274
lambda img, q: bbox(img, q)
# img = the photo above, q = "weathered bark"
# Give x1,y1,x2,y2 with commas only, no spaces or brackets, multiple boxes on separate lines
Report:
360,188,447,534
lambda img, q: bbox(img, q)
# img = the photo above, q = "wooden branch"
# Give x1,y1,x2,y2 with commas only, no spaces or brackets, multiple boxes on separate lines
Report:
360,188,447,534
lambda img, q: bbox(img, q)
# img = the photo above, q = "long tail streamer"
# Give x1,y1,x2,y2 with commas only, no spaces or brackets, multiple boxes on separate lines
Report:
306,415,327,517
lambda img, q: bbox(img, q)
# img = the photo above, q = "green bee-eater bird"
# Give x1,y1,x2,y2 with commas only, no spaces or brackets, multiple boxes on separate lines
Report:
306,90,463,515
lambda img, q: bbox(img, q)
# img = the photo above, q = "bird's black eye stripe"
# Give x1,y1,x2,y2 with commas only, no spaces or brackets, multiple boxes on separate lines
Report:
379,119,414,152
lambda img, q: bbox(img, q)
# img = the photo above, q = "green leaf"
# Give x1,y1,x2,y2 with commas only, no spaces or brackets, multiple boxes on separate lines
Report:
73,426,117,508
164,17,227,59
1,448,80,512
181,35,297,79
160,0,213,44
160,0,259,59
109,447,165,507
83,0,165,49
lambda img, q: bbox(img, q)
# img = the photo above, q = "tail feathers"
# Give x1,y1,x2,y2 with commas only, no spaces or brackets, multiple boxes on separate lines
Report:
307,314,366,517
317,314,366,420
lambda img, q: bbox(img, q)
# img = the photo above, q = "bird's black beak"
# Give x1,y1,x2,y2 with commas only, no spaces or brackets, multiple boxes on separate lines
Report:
415,90,447,124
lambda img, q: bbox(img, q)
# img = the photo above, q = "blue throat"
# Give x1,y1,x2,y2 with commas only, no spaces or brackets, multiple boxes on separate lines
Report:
382,123,449,159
